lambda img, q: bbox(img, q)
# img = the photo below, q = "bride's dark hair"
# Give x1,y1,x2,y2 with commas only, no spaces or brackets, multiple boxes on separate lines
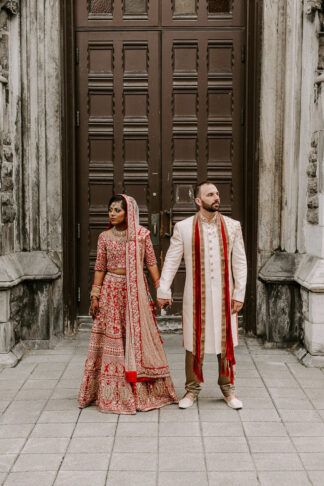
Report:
108,195,127,214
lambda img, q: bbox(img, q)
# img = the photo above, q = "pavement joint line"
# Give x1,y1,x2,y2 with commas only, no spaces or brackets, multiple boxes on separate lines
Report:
1,362,38,415
104,409,120,485
197,398,210,486
51,409,82,485
285,362,324,414
156,407,160,486
4,344,78,486
244,335,314,486
235,346,261,485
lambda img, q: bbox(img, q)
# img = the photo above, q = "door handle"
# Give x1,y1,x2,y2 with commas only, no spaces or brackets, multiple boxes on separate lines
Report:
164,208,173,237
150,213,160,245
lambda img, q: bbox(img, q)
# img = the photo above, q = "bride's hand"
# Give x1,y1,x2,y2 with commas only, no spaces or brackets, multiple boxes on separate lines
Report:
157,298,172,309
90,298,100,318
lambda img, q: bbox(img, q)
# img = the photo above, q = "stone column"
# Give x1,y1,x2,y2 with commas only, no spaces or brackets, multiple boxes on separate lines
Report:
295,4,324,363
257,0,304,344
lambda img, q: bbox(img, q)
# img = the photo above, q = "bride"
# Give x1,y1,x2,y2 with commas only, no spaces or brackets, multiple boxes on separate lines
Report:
78,194,178,414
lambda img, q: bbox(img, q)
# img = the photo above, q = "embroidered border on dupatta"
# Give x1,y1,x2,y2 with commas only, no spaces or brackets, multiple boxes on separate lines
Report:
192,212,235,384
122,195,171,383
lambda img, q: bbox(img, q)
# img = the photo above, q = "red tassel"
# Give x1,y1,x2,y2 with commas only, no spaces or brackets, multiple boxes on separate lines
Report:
126,371,137,383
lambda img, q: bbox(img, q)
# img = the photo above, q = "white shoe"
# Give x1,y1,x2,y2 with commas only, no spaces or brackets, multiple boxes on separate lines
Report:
179,395,195,409
224,396,243,409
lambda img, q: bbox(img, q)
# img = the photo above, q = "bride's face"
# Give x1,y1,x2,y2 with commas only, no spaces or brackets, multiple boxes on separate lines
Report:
108,201,126,226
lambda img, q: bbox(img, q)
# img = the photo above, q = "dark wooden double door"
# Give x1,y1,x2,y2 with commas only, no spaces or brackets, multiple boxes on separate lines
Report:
76,0,246,316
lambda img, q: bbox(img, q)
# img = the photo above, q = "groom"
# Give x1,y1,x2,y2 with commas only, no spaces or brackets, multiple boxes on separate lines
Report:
157,182,247,409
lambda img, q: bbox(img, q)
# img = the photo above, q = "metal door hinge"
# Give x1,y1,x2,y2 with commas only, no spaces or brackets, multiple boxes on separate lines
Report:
76,110,80,127
77,223,81,239
241,45,246,63
75,47,79,65
77,287,81,302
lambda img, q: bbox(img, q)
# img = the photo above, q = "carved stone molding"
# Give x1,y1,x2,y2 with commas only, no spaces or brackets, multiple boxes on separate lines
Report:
305,0,323,17
0,0,19,16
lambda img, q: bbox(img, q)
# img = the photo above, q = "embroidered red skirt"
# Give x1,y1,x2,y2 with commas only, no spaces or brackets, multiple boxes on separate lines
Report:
78,273,177,414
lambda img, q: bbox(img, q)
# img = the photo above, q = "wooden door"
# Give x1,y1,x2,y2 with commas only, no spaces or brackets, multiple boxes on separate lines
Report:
75,0,246,317
161,1,245,313
76,30,160,315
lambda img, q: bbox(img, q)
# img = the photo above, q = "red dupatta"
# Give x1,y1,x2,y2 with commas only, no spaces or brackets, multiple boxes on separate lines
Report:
119,195,171,383
192,212,236,384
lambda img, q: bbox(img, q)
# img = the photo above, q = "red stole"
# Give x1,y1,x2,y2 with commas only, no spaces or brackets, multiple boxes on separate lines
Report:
192,212,236,384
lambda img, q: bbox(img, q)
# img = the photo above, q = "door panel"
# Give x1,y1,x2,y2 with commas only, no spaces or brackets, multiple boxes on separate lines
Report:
162,0,244,27
161,30,244,312
77,31,160,314
76,0,159,28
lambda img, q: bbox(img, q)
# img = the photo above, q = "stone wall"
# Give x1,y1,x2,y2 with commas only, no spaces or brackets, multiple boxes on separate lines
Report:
258,0,324,362
307,135,319,224
0,0,64,366
0,3,17,256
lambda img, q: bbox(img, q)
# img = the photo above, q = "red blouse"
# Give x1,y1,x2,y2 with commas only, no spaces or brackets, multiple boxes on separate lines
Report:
94,229,157,272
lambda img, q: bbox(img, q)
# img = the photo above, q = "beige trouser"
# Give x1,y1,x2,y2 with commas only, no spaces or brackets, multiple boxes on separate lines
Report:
185,350,235,398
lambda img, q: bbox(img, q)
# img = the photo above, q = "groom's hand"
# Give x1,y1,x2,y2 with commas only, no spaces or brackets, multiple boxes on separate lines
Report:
157,298,172,309
231,300,243,314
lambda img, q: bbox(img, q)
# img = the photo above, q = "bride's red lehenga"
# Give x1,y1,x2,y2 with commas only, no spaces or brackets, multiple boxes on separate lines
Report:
78,195,178,414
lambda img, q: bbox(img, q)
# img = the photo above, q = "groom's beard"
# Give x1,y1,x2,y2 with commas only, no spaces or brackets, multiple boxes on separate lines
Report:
201,200,219,212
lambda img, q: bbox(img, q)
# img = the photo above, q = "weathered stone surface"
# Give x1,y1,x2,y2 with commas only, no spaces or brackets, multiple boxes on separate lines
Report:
265,283,303,345
0,320,14,353
304,0,323,16
10,282,50,342
0,290,9,322
1,193,16,223
307,195,319,208
306,137,319,224
307,208,319,223
259,252,303,283
0,251,60,288
295,255,324,292
307,179,318,194
259,253,304,344
307,161,317,177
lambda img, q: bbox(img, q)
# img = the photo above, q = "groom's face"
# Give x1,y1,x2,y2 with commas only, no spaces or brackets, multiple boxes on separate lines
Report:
195,184,220,212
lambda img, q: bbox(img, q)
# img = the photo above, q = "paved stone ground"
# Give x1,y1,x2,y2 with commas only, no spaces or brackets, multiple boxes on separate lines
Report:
0,332,324,486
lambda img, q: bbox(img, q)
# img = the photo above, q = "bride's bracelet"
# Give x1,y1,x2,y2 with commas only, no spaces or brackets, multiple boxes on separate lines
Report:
153,279,160,289
90,284,102,300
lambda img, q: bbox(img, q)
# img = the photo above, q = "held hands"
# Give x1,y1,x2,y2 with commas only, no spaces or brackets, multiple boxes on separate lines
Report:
231,299,243,314
157,298,173,309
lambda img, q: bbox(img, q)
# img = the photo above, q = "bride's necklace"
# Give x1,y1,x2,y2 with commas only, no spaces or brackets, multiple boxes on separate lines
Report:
112,226,127,238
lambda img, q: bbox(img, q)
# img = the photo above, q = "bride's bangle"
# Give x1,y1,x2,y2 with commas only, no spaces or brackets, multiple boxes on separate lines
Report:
153,279,160,289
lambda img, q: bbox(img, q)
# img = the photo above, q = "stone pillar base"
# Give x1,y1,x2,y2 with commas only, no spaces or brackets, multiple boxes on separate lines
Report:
294,343,324,367
0,341,25,367
296,255,324,358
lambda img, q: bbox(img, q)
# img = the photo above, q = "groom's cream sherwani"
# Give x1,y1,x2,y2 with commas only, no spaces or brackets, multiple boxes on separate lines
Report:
157,213,247,355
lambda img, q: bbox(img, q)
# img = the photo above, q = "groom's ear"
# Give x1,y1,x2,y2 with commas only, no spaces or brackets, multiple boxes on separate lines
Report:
195,197,201,208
